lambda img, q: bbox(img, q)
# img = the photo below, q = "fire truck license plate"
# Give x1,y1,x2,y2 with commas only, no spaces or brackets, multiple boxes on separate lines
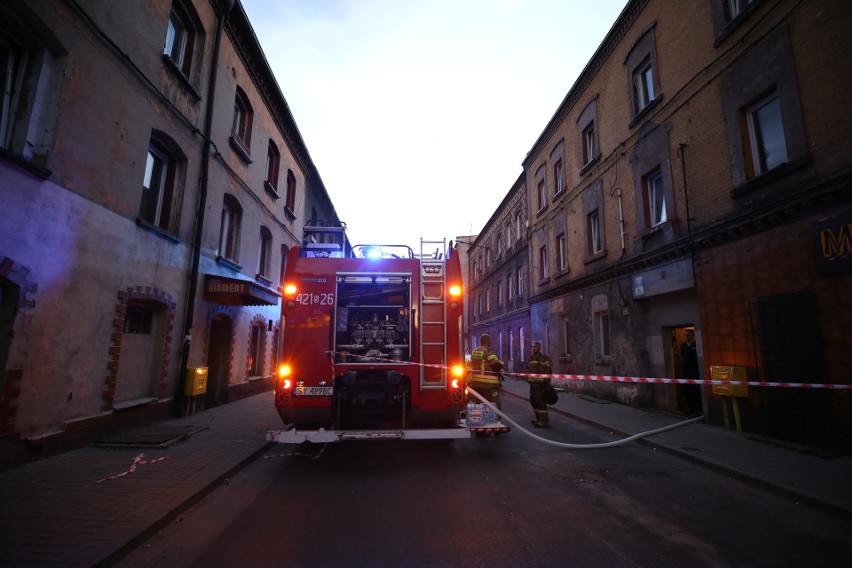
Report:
294,386,333,396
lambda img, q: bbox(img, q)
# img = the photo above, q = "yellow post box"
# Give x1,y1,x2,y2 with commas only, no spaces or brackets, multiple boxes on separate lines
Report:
710,365,749,397
185,367,208,396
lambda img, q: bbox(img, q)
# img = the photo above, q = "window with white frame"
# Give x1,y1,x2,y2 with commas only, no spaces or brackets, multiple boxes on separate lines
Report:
248,323,265,377
509,328,514,363
506,224,512,251
577,98,599,170
588,210,602,255
266,140,280,192
257,226,272,279
231,86,253,153
633,57,655,113
285,169,297,214
745,93,788,177
507,274,513,302
485,289,490,312
625,28,661,120
557,232,567,272
515,212,522,241
498,331,503,359
563,318,570,355
478,294,483,315
219,194,242,262
553,158,565,195
725,0,754,21
535,164,547,212
164,2,196,76
645,169,667,227
517,267,524,297
520,327,525,363
140,141,178,232
496,237,503,258
539,245,548,281
498,280,503,306
582,122,596,166
0,7,63,161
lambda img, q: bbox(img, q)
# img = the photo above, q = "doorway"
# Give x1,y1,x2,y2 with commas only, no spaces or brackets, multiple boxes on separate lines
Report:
206,314,233,408
669,325,702,415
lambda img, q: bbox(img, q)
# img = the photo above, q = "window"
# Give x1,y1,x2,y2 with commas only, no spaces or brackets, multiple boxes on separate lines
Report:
485,289,490,312
498,331,504,360
271,327,280,373
582,123,596,166
496,237,503,258
515,212,522,241
509,329,514,363
633,57,655,113
520,327,525,363
231,86,253,155
506,224,512,251
557,232,567,272
539,245,548,281
0,5,63,163
745,93,788,177
219,194,242,262
645,169,667,227
140,141,177,232
588,210,602,255
720,27,806,190
125,306,152,335
563,319,570,355
507,274,513,302
535,164,547,212
248,323,264,377
517,267,524,297
164,3,195,76
257,226,272,279
285,169,297,215
725,0,754,21
265,140,280,192
625,27,661,120
498,280,503,306
594,310,611,361
577,98,599,171
553,159,565,195
478,294,483,315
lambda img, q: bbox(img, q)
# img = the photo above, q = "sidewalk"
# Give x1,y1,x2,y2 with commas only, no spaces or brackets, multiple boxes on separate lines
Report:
2,384,851,567
0,393,281,567
500,377,852,521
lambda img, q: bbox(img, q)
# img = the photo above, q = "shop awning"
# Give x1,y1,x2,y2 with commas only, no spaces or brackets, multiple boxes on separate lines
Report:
204,274,280,306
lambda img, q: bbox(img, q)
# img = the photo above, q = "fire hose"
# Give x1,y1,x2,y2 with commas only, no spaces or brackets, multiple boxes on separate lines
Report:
466,386,704,450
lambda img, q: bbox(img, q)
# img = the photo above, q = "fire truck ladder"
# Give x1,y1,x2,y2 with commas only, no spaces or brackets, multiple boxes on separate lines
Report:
419,239,447,391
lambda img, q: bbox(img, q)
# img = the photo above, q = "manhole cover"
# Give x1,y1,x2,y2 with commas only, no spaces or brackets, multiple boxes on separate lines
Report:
92,425,207,448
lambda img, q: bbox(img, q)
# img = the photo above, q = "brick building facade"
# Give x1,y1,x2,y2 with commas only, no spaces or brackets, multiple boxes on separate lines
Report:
479,0,851,448
0,0,344,464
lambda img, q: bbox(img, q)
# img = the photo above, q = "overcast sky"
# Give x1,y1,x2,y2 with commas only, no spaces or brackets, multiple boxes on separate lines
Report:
240,0,628,252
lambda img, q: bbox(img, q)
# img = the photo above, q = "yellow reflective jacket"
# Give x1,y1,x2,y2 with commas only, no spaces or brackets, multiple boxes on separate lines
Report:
468,345,503,387
526,351,552,383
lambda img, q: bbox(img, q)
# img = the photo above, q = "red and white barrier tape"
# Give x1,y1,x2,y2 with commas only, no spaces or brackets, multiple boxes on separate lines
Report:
95,452,167,484
326,351,852,390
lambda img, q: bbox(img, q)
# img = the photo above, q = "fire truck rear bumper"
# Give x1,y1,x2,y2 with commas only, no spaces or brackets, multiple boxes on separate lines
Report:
267,426,473,444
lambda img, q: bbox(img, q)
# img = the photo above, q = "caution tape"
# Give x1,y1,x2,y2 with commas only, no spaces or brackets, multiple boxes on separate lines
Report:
95,452,167,484
326,351,852,390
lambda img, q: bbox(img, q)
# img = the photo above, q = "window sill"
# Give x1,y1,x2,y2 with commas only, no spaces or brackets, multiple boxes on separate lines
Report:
579,154,600,176
536,277,551,287
594,356,612,366
283,205,296,222
629,95,663,129
162,55,201,102
136,217,181,243
584,250,607,265
216,255,242,272
554,268,570,280
731,157,810,198
229,136,253,164
559,354,573,363
536,205,548,217
714,0,764,47
256,274,273,287
0,147,51,179
263,180,280,199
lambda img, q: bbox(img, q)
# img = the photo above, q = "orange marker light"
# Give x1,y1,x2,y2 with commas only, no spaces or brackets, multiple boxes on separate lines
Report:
451,378,461,389
451,365,465,377
278,364,292,378
448,285,461,297
284,284,297,295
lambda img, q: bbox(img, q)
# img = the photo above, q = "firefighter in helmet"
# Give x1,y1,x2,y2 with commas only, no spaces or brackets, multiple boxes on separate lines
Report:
527,340,553,427
467,333,504,410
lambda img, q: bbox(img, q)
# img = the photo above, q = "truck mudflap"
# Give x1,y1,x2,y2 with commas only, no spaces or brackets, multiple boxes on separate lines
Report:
267,421,509,444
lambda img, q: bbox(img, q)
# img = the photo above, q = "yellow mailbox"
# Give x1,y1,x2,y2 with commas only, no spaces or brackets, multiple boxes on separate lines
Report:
185,367,208,396
710,365,748,397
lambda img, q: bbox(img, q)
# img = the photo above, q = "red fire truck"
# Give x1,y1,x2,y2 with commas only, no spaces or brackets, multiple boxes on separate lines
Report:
267,223,478,443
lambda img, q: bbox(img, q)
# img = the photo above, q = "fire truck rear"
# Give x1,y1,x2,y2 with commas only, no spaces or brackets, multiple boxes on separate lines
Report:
269,223,470,443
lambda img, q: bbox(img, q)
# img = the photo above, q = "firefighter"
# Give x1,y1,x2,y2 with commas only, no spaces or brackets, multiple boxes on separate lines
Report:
467,333,504,411
527,340,552,427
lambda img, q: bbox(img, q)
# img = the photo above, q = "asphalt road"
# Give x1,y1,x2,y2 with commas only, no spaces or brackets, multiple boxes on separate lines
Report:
117,395,852,567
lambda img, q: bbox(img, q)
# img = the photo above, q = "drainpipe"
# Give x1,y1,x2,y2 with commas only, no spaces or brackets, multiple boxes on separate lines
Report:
176,0,234,416
678,143,692,236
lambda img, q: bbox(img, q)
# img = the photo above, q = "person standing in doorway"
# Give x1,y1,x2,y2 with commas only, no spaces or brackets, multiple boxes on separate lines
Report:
679,329,702,415
526,340,552,427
